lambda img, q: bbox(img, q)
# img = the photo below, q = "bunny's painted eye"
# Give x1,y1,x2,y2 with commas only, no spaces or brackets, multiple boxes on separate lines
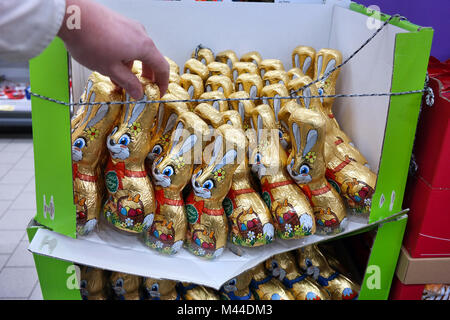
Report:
151,283,159,292
255,153,262,164
228,279,236,286
162,166,174,177
115,278,124,287
318,87,324,96
118,134,131,146
202,180,214,190
73,137,86,149
152,144,162,155
300,164,310,175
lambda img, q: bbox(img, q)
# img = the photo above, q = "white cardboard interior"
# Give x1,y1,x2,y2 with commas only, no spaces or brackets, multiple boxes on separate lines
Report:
58,2,410,288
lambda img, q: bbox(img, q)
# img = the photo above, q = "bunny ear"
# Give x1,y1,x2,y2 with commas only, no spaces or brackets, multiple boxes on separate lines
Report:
85,80,93,97
316,55,323,80
292,122,301,153
303,129,318,156
294,54,299,68
213,149,237,172
303,87,311,109
249,86,257,99
163,113,178,134
188,85,195,99
273,96,281,121
280,120,289,131
302,56,312,75
176,134,197,156
238,102,245,120
124,93,130,123
156,104,165,133
86,104,109,128
206,84,212,92
208,135,223,167
128,95,147,126
323,59,336,79
233,70,238,81
170,121,184,154
218,86,224,94
212,101,220,111
256,115,263,144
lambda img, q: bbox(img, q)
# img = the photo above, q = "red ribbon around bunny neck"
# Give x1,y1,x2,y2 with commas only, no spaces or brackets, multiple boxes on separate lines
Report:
105,158,147,190
260,179,296,202
72,163,97,182
154,188,184,215
186,192,224,223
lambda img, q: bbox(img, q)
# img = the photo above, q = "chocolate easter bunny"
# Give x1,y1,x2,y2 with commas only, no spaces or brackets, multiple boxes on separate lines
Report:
265,252,330,300
199,91,229,112
220,270,255,300
286,107,347,234
110,272,142,300
79,266,109,300
288,76,376,214
202,107,274,247
143,278,181,300
186,124,241,259
296,244,360,300
228,91,255,131
176,282,220,300
240,51,263,67
71,72,122,235
180,73,204,111
147,112,210,254
235,73,263,101
291,45,316,79
205,75,234,97
249,263,295,300
207,61,232,79
249,105,315,239
103,76,159,234
287,67,305,81
263,70,289,87
146,94,189,168
215,49,239,69
259,59,284,78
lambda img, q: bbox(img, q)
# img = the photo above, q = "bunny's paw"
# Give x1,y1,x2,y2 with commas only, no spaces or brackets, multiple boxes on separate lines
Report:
78,219,97,236
263,223,275,241
143,214,155,230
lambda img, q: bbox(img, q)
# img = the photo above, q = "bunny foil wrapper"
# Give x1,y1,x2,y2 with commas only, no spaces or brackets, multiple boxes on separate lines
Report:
71,72,122,236
296,244,360,300
220,269,255,300
240,51,263,67
79,265,110,300
249,263,295,300
109,272,142,300
249,105,316,239
143,278,181,300
176,282,220,300
103,76,159,234
145,112,210,255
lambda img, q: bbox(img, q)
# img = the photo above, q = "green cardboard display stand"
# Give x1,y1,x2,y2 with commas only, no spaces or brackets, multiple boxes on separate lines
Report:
26,2,432,300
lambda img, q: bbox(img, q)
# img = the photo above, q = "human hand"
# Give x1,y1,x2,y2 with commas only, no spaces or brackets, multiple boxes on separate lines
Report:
57,0,169,99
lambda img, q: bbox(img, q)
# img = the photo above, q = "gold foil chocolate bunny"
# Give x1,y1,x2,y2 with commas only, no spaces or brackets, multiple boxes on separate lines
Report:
71,72,122,235
143,278,181,300
228,91,255,131
110,272,142,300
296,244,360,300
176,282,220,300
249,263,295,300
259,59,285,78
232,61,259,82
215,49,239,68
240,51,263,67
191,47,215,65
263,70,289,87
184,58,209,82
220,271,255,300
265,252,330,300
249,105,315,239
79,265,109,300
146,112,210,254
286,107,347,234
186,124,241,259
235,73,263,100
103,76,159,234
291,45,316,78
180,73,204,111
205,75,234,97
199,91,229,112
287,67,305,81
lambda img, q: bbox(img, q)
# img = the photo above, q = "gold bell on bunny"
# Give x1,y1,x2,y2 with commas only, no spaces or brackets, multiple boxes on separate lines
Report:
145,112,210,254
265,252,330,300
186,124,241,259
249,105,316,239
296,244,360,300
71,72,122,236
103,75,159,234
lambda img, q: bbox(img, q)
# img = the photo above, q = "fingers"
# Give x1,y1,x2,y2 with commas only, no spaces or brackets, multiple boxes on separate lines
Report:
138,38,170,96
108,63,143,100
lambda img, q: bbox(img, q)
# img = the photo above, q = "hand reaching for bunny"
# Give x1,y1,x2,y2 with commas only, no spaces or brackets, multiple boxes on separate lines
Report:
57,0,169,99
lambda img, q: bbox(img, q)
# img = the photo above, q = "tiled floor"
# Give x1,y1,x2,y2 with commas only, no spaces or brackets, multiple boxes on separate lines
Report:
0,136,43,300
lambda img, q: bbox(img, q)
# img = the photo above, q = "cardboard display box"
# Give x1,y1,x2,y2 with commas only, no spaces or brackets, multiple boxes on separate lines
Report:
26,1,432,298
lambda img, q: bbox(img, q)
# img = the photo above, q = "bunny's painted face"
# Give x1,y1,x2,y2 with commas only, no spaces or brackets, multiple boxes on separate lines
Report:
107,126,131,160
191,135,237,200
152,121,198,189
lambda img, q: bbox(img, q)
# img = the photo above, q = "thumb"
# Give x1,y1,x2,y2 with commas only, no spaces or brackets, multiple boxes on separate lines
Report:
108,63,143,100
